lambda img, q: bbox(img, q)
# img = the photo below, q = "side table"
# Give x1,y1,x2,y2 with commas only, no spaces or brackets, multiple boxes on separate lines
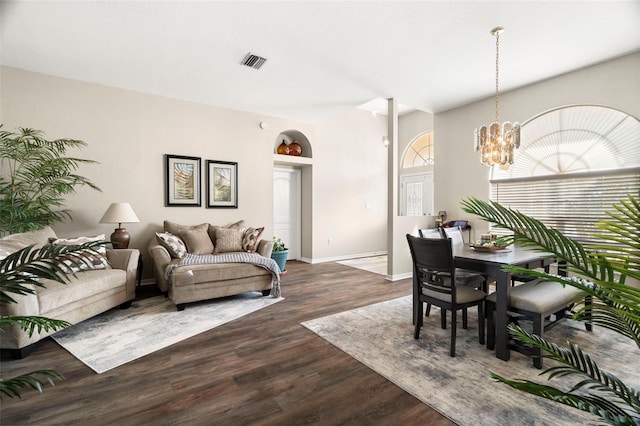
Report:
137,254,143,287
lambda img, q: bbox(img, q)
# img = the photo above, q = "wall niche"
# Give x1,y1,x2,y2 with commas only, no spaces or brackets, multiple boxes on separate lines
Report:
273,129,312,159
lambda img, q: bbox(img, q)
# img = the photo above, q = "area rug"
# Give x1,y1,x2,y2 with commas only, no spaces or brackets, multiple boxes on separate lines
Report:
337,255,387,275
302,296,640,426
52,292,283,373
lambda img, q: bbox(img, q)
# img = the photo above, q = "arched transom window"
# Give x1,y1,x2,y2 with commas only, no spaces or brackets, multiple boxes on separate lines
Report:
490,105,640,244
403,131,434,168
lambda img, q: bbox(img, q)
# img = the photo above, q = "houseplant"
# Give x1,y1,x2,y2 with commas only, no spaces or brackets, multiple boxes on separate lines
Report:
1,126,103,398
461,194,639,425
0,241,105,398
271,237,289,273
0,127,100,236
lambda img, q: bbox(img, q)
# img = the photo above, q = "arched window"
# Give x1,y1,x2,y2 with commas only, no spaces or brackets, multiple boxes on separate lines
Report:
403,131,434,168
400,131,435,216
490,105,640,244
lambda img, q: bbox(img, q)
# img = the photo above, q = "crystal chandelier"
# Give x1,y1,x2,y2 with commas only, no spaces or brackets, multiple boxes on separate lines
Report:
474,27,520,169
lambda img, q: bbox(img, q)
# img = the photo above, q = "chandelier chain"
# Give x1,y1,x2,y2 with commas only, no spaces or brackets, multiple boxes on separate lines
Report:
495,30,500,123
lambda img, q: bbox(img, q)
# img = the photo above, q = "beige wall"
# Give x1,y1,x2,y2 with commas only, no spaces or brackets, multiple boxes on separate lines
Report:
434,52,640,242
313,108,388,261
390,110,436,279
2,52,637,280
0,66,388,278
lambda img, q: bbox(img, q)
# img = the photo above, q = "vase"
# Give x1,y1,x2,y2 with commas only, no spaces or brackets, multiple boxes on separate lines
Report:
277,141,289,155
271,250,289,273
288,140,302,156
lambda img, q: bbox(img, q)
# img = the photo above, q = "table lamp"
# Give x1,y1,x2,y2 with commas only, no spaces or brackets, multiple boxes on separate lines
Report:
99,202,140,249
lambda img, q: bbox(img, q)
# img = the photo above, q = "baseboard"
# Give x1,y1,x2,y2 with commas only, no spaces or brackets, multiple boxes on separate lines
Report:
139,278,156,286
307,251,388,264
385,272,412,281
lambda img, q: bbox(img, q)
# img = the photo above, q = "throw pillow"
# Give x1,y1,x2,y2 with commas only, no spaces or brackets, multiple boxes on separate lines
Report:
242,227,264,253
155,232,187,258
181,228,215,255
51,234,110,272
164,220,209,236
213,227,244,254
208,220,246,243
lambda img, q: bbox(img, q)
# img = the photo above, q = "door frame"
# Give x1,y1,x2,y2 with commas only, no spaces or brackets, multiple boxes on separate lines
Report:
273,167,301,260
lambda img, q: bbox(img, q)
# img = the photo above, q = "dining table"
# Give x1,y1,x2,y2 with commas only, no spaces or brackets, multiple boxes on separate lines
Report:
453,244,556,361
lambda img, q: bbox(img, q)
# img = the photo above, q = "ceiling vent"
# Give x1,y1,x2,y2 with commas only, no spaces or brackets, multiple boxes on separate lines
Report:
241,53,267,70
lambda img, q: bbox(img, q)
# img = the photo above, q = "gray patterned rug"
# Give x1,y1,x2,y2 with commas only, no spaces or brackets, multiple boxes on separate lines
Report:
52,292,283,373
302,296,640,426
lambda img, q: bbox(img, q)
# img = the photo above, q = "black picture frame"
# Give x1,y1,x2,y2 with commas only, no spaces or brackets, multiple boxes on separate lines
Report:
164,154,201,207
206,160,238,208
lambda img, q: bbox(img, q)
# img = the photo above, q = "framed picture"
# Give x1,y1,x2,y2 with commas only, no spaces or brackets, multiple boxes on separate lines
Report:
165,154,201,207
206,160,238,208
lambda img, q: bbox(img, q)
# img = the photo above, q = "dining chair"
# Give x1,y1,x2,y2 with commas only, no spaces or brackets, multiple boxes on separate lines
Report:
407,234,487,357
443,226,492,291
442,226,465,245
485,278,592,368
417,226,489,324
419,228,443,239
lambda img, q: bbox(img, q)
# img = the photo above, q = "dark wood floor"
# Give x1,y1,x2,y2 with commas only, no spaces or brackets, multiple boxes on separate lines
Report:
0,261,454,425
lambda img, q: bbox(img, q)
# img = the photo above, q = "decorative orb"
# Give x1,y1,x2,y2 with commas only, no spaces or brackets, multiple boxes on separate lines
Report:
277,141,290,155
288,140,302,156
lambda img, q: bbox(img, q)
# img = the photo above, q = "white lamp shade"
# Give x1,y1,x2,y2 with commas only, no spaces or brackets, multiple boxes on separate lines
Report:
99,203,140,225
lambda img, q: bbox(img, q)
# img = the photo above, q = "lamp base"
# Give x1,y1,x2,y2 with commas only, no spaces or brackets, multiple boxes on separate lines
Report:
111,228,131,249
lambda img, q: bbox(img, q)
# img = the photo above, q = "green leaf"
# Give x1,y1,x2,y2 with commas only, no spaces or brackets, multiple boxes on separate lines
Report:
0,370,64,400
462,193,640,424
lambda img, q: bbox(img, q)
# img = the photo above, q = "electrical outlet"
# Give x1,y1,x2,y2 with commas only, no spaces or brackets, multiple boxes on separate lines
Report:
328,237,332,244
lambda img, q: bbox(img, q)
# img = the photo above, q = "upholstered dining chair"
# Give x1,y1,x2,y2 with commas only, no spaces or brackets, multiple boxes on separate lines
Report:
419,228,443,239
486,278,592,368
443,226,492,292
442,226,465,245
407,234,487,357
417,226,489,323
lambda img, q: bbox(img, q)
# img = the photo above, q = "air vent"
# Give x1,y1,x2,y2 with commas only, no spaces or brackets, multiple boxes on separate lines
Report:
241,53,267,70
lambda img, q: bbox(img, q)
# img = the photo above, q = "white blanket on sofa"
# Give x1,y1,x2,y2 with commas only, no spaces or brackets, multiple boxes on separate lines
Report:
165,252,281,297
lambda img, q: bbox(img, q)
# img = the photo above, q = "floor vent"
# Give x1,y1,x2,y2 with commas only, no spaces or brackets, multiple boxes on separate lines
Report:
241,53,267,70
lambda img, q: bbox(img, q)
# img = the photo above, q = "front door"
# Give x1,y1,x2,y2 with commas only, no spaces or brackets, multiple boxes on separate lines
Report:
273,167,301,260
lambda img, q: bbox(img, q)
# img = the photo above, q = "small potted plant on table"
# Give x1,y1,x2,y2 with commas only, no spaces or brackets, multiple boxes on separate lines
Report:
270,237,289,274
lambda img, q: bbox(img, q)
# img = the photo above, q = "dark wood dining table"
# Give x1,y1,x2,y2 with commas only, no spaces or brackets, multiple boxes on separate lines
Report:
453,244,556,361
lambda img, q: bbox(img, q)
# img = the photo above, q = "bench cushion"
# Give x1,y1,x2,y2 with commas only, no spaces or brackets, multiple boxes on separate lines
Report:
487,279,584,313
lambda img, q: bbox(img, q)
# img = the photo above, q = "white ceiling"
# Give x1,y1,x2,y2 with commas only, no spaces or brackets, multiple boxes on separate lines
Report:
1,1,639,123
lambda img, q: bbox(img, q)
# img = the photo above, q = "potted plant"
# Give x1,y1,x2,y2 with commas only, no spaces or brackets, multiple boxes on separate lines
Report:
462,194,640,425
0,127,100,236
1,241,107,398
0,126,103,398
270,237,289,273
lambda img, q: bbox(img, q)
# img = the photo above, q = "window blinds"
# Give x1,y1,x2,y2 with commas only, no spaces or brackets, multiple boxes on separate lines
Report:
490,168,640,245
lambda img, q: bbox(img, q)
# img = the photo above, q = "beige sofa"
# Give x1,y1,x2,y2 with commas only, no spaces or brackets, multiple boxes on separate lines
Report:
148,220,276,310
0,226,139,358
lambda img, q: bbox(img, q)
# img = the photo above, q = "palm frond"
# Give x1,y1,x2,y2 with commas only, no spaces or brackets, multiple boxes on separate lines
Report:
0,127,100,235
461,198,597,276
508,325,640,412
0,315,71,336
0,241,108,305
491,374,639,425
0,370,65,400
462,193,640,424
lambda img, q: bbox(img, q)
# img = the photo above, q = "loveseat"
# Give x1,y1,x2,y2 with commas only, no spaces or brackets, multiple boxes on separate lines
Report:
148,220,279,310
0,226,139,358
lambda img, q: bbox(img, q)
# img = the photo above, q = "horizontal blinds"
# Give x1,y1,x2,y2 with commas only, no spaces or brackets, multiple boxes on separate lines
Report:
490,169,640,245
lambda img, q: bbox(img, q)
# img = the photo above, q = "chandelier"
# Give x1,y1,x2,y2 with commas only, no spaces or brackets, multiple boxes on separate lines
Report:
474,26,520,169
